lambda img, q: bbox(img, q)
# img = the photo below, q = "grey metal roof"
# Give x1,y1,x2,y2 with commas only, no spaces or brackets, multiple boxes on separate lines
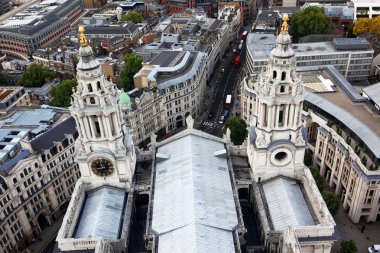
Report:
333,38,372,51
150,51,184,67
84,23,138,35
1,108,56,130
305,91,380,159
363,82,380,106
323,66,366,102
261,177,315,231
0,150,31,174
31,117,76,154
157,52,204,90
152,134,238,252
74,186,127,240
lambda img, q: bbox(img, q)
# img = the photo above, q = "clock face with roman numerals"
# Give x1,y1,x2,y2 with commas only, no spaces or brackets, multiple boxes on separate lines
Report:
91,158,114,177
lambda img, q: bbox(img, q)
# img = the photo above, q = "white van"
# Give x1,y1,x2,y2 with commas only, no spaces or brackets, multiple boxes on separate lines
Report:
368,245,380,253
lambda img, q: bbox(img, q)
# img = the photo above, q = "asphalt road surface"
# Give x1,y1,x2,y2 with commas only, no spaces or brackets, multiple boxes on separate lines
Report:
197,38,247,137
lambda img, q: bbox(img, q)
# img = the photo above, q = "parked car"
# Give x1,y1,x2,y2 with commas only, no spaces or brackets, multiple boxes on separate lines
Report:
368,245,380,253
218,115,224,124
223,109,229,117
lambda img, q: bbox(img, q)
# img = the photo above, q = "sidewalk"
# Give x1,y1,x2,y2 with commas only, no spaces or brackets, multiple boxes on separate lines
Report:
331,208,380,252
26,216,63,253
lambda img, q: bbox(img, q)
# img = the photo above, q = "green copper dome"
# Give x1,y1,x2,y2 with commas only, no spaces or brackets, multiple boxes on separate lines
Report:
120,92,130,104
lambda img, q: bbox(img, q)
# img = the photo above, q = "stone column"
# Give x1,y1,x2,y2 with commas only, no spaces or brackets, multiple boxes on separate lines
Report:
275,105,280,128
97,116,105,139
83,117,92,139
89,117,97,139
289,104,294,128
79,118,88,140
284,105,289,128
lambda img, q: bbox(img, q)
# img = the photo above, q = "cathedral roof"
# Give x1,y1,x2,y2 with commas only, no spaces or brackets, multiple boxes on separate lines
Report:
152,134,238,252
76,26,100,70
119,92,131,104
270,14,294,58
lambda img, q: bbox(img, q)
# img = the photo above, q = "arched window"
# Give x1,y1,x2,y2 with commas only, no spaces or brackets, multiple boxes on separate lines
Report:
87,83,93,92
281,72,286,81
90,97,96,104
97,81,101,91
280,86,285,93
273,71,277,79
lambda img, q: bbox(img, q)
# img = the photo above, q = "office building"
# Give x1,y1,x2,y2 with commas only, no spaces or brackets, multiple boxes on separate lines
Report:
245,33,374,81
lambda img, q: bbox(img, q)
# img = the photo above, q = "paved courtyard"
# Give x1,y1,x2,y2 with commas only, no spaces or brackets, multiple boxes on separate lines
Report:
332,207,380,253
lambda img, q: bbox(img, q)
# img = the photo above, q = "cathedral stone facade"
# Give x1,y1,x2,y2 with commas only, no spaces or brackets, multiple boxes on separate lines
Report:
243,15,337,253
56,27,136,252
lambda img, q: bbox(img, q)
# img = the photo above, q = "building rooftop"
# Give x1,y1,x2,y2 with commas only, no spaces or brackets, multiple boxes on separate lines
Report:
0,0,77,36
149,51,185,67
246,34,373,60
31,116,76,154
74,186,127,240
83,23,139,36
152,133,238,252
0,108,57,135
261,177,315,231
362,82,380,107
157,52,204,90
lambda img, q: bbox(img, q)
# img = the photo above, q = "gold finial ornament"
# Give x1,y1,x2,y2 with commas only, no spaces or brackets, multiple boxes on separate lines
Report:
281,14,289,35
78,26,88,47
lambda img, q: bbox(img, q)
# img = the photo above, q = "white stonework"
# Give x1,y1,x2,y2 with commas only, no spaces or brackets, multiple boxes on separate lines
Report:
243,17,337,253
246,28,306,182
0,117,79,253
56,31,136,252
304,109,380,223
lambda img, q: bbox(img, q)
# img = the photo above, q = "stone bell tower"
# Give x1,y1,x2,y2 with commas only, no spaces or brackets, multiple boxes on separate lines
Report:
246,15,306,181
70,26,136,186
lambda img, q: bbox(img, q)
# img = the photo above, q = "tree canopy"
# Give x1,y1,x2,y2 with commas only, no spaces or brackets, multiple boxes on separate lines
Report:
304,149,313,167
309,165,326,192
0,72,8,86
290,6,332,38
49,79,77,107
120,54,144,91
338,240,357,253
224,116,247,145
19,64,56,87
322,191,340,216
353,16,380,36
121,11,143,24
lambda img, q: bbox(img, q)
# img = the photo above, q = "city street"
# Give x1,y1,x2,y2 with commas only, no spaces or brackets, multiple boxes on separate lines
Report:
196,37,247,137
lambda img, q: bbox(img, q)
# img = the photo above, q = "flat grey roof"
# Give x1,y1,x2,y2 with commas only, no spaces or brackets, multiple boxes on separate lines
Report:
333,38,372,50
261,177,315,231
246,33,373,61
150,51,185,67
152,134,238,252
363,82,380,106
324,66,366,102
74,186,127,240
1,108,56,135
305,90,380,159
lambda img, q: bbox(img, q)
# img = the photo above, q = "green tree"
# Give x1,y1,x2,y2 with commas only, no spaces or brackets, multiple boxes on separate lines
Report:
322,191,340,216
353,16,380,37
120,54,144,91
338,240,357,253
49,79,77,107
304,149,313,167
290,6,332,38
121,11,143,24
224,116,247,145
309,165,325,192
19,64,56,87
0,72,8,86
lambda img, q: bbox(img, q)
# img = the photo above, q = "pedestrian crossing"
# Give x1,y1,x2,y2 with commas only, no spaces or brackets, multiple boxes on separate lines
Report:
197,120,224,137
